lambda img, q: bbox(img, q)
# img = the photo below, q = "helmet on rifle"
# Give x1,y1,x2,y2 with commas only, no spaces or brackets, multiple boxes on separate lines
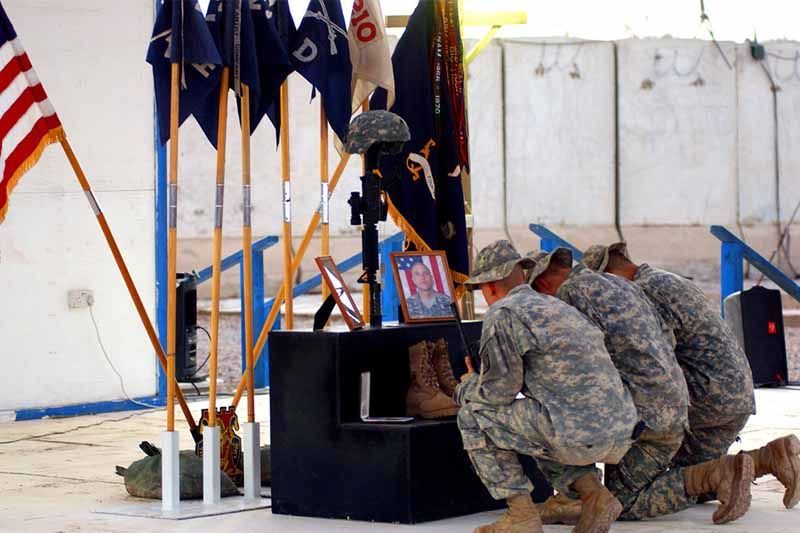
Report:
344,110,410,156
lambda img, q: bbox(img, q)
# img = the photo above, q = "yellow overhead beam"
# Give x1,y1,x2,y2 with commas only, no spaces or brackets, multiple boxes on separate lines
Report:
386,11,527,29
464,25,501,66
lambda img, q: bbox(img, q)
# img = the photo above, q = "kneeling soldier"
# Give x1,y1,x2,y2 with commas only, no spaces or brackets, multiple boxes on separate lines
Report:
582,242,800,510
530,247,754,525
456,240,639,533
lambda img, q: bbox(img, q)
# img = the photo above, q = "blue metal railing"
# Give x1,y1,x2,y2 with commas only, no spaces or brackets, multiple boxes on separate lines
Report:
710,225,800,314
529,224,583,260
193,231,406,387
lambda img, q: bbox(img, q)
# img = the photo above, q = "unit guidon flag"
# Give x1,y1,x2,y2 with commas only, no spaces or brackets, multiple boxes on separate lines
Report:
0,2,63,224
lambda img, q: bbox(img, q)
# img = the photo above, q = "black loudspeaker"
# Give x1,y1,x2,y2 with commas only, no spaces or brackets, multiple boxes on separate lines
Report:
175,273,198,382
724,286,788,387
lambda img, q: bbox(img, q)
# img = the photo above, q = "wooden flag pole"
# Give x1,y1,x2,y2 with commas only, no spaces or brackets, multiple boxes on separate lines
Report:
208,67,230,427
320,101,329,300
280,81,294,329
58,137,199,434
166,62,180,433
240,84,256,423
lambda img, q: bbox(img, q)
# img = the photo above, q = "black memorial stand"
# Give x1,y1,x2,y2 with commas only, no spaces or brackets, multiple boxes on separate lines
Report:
269,322,552,524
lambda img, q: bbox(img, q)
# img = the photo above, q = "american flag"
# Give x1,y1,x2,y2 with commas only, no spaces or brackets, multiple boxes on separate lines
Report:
396,254,451,297
0,2,63,224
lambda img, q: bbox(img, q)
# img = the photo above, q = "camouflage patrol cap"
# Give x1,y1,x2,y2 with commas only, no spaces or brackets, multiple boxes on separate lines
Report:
343,110,410,154
581,242,631,272
525,247,574,284
464,240,534,290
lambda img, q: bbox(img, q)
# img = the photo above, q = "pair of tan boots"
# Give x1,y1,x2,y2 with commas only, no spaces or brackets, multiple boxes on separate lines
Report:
406,339,460,418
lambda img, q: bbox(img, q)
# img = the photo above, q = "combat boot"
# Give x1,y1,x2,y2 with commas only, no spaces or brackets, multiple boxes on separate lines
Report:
406,340,459,418
474,493,543,533
572,472,623,533
430,338,459,398
536,492,582,525
684,453,754,524
745,434,800,508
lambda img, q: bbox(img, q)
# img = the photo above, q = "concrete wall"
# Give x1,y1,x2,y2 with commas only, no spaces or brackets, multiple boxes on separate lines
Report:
176,35,800,296
0,0,156,411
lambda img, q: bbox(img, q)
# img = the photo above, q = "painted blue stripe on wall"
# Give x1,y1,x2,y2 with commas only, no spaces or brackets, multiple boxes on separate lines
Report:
15,396,164,421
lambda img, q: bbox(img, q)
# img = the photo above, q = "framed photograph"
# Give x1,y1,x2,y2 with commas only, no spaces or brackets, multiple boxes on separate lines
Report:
315,256,365,331
390,251,457,324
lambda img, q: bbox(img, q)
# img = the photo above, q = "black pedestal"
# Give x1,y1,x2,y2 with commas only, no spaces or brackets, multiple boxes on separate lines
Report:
269,322,553,524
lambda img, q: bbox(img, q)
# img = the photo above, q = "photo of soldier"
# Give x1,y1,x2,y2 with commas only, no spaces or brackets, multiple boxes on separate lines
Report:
392,251,456,322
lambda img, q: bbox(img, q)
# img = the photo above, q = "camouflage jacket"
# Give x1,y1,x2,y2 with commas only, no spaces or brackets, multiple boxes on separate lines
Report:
455,284,638,449
406,291,452,319
634,263,755,418
556,264,689,433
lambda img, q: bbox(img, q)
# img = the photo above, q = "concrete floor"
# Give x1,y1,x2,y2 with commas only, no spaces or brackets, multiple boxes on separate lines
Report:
1,390,799,532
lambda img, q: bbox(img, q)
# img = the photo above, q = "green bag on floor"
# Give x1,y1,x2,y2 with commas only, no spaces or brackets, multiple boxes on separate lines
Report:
115,442,239,500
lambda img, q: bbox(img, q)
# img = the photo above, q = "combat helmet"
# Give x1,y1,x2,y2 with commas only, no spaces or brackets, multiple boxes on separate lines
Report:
344,110,410,156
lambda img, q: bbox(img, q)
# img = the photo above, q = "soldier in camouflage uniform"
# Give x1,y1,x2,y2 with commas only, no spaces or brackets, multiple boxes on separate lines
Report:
529,248,754,525
457,240,640,533
583,242,800,509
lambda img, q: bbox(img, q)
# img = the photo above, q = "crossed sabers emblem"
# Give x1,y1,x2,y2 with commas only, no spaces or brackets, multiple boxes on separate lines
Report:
406,139,437,201
293,1,347,63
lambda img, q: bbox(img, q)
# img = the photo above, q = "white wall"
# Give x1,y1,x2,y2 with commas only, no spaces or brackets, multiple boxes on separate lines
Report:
503,39,615,226
0,0,156,411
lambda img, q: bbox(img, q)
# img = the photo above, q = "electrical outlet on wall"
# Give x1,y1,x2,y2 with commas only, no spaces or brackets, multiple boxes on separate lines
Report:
68,289,94,309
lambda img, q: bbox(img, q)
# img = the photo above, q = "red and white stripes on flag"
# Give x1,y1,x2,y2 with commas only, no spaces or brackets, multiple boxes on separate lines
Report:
398,254,451,297
0,3,63,223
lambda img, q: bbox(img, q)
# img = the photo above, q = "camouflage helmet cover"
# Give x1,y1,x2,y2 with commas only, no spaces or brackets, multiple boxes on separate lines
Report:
464,240,534,290
343,110,410,154
525,247,574,285
581,242,631,272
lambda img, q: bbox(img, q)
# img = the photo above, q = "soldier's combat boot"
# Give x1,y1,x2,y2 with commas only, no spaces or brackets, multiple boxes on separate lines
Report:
745,434,800,509
684,453,754,524
430,338,459,398
406,340,459,418
536,492,582,525
572,472,623,533
474,493,543,533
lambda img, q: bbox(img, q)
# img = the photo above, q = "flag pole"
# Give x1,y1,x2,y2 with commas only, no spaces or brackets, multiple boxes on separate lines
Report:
58,135,199,436
240,84,256,424
166,62,181,435
239,83,262,501
229,100,367,410
320,100,329,301
161,59,182,512
202,66,230,507
280,81,294,329
208,67,230,431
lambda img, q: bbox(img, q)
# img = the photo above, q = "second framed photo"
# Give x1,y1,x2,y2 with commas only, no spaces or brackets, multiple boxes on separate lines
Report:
315,256,365,330
390,251,457,324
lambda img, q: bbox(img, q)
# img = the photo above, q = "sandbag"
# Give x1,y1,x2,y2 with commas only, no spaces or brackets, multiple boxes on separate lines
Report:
116,447,239,500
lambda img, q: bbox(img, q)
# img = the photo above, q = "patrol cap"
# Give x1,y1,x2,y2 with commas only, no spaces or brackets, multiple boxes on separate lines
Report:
343,110,410,155
525,247,574,285
464,240,534,290
581,242,631,272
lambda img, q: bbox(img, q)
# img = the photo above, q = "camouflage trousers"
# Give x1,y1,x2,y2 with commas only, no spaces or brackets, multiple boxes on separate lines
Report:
672,411,750,467
605,422,693,520
458,400,631,501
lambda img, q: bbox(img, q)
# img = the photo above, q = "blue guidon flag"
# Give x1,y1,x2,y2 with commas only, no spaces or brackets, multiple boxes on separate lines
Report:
264,0,295,140
290,0,352,141
146,0,222,145
195,0,291,146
